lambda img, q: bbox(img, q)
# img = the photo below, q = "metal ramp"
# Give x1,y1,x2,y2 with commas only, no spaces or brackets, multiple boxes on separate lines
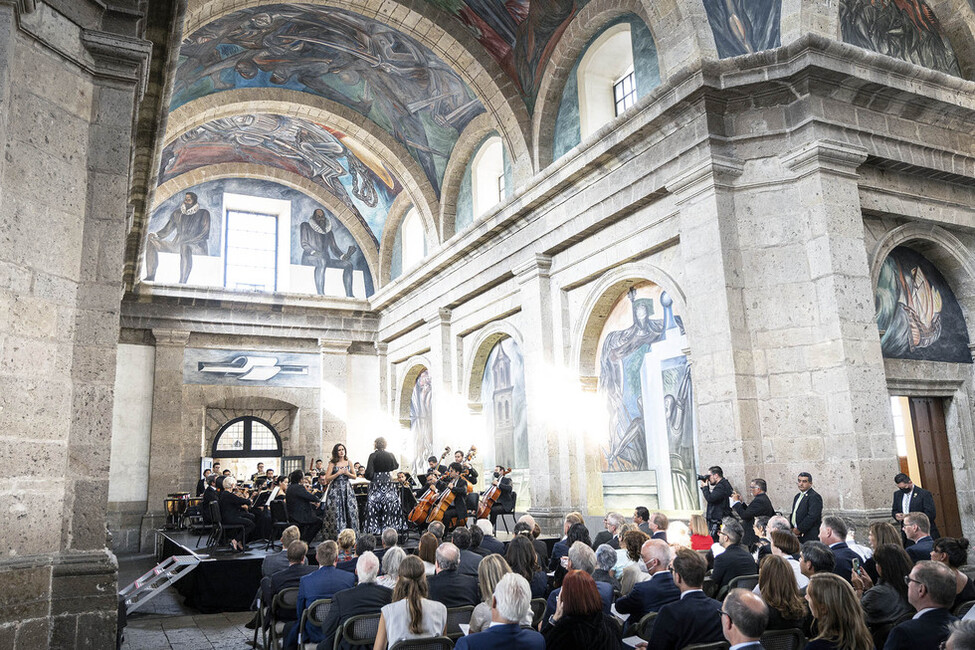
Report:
119,554,200,615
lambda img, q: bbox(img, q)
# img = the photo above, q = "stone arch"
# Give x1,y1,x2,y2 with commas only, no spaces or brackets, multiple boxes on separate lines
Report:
378,192,432,286
181,0,533,182
165,89,441,241
397,358,432,426
438,112,504,240
920,0,975,79
463,321,526,404
532,0,711,169
204,396,298,457
153,163,381,286
572,262,688,377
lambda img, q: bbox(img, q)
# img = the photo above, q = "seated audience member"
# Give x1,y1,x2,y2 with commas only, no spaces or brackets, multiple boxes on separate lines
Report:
288,540,355,647
378,527,398,560
903,512,935,563
263,540,317,618
593,512,625,550
417,532,438,576
542,542,614,631
760,515,796,563
884,560,960,650
285,469,323,543
618,529,651,594
374,555,447,649
929,537,975,609
720,588,770,649
800,541,836,586
476,519,505,555
593,544,622,594
819,515,864,583
452,526,482,578
689,514,713,551
427,542,479,608
845,521,872,561
758,554,811,633
317,551,391,650
769,530,805,589
516,515,549,569
337,528,356,562
469,554,525,633
218,475,255,551
752,516,772,557
613,526,647,580
550,512,586,571
377,546,406,590
263,525,302,578
804,573,873,650
469,523,488,557
864,521,903,582
633,506,652,536
427,520,446,543
457,573,545,649
555,521,593,587
614,539,679,630
542,570,624,650
648,512,669,542
945,619,975,650
201,474,219,524
646,548,724,649
712,517,758,593
505,534,547,598
849,543,913,628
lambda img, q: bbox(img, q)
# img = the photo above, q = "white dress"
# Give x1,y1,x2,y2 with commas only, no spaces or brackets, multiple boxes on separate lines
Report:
381,598,447,645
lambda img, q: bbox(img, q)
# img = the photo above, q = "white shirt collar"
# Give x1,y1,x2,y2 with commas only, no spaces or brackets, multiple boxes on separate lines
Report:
680,589,703,599
730,643,761,650
914,607,938,619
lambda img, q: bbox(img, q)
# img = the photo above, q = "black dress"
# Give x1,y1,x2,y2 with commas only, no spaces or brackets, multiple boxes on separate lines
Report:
217,489,255,545
543,612,624,650
363,450,405,534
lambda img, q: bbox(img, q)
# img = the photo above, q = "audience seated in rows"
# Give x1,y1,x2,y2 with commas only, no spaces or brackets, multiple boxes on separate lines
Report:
375,555,447,649
262,525,302,578
549,512,585,571
769,530,808,591
541,542,613,632
417,532,438,576
646,548,723,649
930,536,975,609
456,573,545,650
593,512,624,550
614,538,678,629
337,528,356,562
689,514,713,551
555,522,592,587
542,570,623,650
720,588,770,649
712,517,758,593
286,540,355,648
427,542,479,608
800,541,836,592
884,560,960,650
476,519,505,555
452,527,482,578
469,554,532,633
377,546,406,590
506,534,547,598
617,528,650,593
863,521,902,582
804,572,873,650
945,620,975,650
593,544,622,594
819,515,863,584
758,554,811,634
850,543,913,627
317,551,391,650
264,540,316,626
904,512,935,563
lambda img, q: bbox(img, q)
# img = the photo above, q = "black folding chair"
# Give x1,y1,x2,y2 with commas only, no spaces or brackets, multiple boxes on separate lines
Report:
759,628,804,650
954,599,975,617
268,587,300,650
389,637,454,650
529,598,546,628
444,605,474,641
266,500,291,551
298,597,332,646
635,611,657,641
718,573,760,600
340,612,382,648
681,642,729,650
208,500,246,552
496,492,517,533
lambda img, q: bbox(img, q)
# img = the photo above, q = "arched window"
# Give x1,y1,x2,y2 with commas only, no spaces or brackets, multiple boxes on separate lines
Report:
212,416,282,458
577,23,635,139
471,136,505,218
400,206,426,271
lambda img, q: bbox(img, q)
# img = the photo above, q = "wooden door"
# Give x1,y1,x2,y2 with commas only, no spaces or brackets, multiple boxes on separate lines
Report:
908,397,963,539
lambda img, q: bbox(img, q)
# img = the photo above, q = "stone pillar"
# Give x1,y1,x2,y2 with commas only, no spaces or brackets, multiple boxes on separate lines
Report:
319,338,351,456
425,308,453,450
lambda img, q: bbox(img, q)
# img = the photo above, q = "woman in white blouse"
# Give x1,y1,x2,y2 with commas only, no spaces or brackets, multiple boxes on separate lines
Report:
373,555,446,649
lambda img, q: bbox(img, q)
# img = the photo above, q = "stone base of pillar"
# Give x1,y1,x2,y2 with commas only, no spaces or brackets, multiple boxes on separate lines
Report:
527,507,571,537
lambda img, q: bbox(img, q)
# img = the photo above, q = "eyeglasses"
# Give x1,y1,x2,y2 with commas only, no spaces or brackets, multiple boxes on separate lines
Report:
904,576,923,586
718,609,733,624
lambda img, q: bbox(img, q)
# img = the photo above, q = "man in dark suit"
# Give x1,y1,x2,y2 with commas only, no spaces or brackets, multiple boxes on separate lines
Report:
452,527,482,578
285,469,323,543
904,512,936,563
790,472,823,543
892,473,940,540
712,518,758,594
592,512,624,550
647,548,724,649
428,542,480,607
633,506,652,536
476,519,505,555
455,573,545,650
720,588,769,650
195,468,210,496
264,540,317,609
818,515,863,583
548,513,584,571
614,539,679,629
484,466,515,529
731,478,775,548
799,541,835,594
200,474,218,524
648,512,669,542
288,541,355,647
435,463,471,532
541,542,614,632
317,552,392,650
700,465,733,540
262,525,302,578
884,560,959,650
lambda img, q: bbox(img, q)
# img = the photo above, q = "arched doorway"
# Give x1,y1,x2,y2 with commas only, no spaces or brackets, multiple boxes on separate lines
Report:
211,416,283,482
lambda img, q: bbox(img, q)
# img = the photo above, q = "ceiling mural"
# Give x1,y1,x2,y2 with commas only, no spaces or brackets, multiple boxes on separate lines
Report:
159,114,401,246
703,0,781,58
425,0,588,112
171,4,486,196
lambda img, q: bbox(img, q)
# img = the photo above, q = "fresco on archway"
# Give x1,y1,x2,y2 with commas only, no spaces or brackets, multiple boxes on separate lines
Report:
875,246,971,363
703,0,781,58
171,4,485,195
597,283,698,510
425,0,590,112
409,370,434,478
480,338,528,470
840,0,960,76
159,114,402,247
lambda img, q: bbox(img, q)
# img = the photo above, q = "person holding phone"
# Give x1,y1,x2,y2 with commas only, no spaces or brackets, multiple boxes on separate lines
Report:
818,515,863,584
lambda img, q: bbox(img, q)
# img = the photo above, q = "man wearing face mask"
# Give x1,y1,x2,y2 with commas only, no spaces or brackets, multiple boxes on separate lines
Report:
892,473,939,541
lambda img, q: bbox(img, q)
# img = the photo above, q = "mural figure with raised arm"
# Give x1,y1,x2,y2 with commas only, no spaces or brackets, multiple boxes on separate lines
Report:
144,192,211,284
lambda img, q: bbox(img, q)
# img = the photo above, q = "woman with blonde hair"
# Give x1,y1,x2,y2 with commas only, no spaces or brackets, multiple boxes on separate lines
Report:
769,530,808,590
758,554,809,631
689,514,712,550
337,528,357,562
469,554,532,632
804,573,873,650
374,555,446,649
863,521,902,581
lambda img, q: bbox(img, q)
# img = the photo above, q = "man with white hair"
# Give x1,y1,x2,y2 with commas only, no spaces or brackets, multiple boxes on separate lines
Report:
540,541,614,631
615,539,679,629
428,542,479,607
455,573,545,649
593,512,624,550
476,519,505,555
316,551,391,650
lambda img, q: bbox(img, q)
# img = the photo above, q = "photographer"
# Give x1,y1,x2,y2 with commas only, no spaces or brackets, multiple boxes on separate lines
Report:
699,466,733,541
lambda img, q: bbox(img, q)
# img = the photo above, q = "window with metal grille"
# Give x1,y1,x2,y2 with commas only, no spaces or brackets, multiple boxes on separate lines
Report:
224,210,278,291
497,172,505,203
613,69,637,116
212,416,282,458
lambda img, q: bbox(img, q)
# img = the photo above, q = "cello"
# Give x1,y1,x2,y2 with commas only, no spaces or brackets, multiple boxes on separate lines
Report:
476,467,512,519
460,446,478,493
407,447,451,524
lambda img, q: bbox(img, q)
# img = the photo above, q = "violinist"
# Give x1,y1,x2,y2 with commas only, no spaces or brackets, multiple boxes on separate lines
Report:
218,475,255,551
484,466,514,528
454,450,478,485
435,462,470,532
286,469,323,542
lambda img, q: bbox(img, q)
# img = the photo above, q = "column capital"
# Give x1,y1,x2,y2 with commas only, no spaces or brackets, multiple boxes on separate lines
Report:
374,341,389,356
514,254,553,283
151,328,190,347
425,307,452,327
81,28,152,98
667,155,744,203
780,139,868,180
318,338,351,355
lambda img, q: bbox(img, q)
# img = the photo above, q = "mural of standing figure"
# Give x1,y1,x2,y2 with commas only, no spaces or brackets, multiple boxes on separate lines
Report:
144,192,211,283
300,208,357,297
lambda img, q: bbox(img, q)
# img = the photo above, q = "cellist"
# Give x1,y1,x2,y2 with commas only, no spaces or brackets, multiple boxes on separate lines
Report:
434,462,470,531
482,466,515,528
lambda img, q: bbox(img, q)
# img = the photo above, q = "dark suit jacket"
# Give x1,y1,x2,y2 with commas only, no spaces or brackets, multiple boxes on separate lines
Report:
459,549,482,578
218,489,252,526
711,544,758,592
549,539,569,571
294,566,356,643
195,478,206,496
906,536,934,563
479,535,505,555
264,563,317,612
614,570,680,626
427,568,480,608
883,608,958,650
651,531,667,542
316,582,392,650
286,483,321,524
201,486,218,523
455,622,546,650
702,477,733,524
533,539,549,570
648,591,724,649
592,530,620,550
828,541,863,582
892,487,939,539
790,488,823,542
492,476,515,512
732,492,775,547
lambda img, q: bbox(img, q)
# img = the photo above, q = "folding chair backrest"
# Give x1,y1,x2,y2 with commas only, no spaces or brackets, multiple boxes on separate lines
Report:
681,642,729,650
444,606,474,640
342,612,382,646
529,598,546,628
270,499,288,522
389,637,454,650
759,628,804,650
299,598,333,644
955,599,975,618
272,587,299,617
727,574,759,592
636,611,657,641
209,500,222,525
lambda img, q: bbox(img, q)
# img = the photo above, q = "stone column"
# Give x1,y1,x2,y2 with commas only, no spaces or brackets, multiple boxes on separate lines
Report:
319,338,351,457
425,308,453,450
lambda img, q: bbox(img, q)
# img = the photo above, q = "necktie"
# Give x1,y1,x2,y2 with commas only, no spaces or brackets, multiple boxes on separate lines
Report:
792,491,805,527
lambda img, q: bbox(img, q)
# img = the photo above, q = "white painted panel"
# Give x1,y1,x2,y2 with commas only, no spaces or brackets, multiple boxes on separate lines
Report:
108,344,155,503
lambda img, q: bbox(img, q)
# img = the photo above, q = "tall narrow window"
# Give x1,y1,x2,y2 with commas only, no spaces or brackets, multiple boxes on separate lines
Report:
613,67,637,116
471,135,505,218
400,207,425,271
224,210,278,291
578,23,635,139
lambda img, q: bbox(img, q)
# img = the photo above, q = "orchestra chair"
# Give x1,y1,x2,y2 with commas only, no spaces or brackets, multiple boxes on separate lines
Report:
443,605,474,641
389,637,454,650
870,610,918,649
955,600,975,617
717,574,759,601
495,491,517,534
759,628,804,650
268,587,300,650
207,501,246,552
338,612,382,649
266,500,290,551
635,611,657,641
298,598,332,648
529,598,546,629
252,576,272,650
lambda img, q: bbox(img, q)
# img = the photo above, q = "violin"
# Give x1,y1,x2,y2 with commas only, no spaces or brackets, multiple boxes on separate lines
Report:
476,467,512,519
461,446,477,493
408,447,451,524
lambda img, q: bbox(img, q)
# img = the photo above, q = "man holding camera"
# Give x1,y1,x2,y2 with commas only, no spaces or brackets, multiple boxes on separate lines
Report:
700,466,733,541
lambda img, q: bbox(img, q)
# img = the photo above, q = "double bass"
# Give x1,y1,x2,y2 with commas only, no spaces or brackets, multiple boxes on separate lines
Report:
407,447,451,524
476,467,512,519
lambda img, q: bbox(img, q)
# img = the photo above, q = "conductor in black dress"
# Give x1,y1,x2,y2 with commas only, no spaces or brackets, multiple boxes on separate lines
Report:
286,468,323,542
364,437,406,533
435,463,471,532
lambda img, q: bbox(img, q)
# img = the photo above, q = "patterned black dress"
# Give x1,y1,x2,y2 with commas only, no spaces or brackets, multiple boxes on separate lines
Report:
363,450,406,533
325,462,359,534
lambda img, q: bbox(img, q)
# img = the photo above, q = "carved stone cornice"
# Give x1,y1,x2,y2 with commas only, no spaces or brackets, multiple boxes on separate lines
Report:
151,328,190,347
318,338,352,355
81,28,152,98
514,254,553,283
667,156,744,204
780,139,869,181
